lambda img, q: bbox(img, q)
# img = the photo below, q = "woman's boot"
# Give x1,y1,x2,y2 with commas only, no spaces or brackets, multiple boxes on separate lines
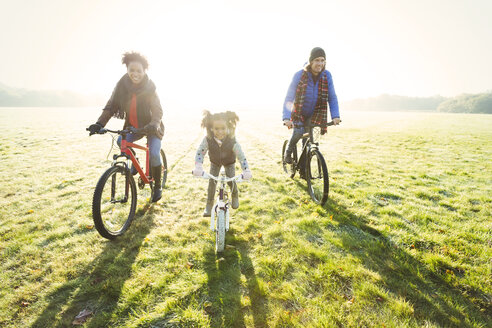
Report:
151,165,162,202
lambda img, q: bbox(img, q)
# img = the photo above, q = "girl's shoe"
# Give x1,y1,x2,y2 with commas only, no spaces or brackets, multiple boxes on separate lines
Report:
203,200,213,217
231,190,239,209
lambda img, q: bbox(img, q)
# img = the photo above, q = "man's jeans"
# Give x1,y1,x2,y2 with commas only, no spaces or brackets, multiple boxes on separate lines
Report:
285,125,309,174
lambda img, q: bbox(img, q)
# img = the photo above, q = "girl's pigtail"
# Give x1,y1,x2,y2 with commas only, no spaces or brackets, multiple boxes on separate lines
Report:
201,110,211,129
201,110,213,137
225,111,239,136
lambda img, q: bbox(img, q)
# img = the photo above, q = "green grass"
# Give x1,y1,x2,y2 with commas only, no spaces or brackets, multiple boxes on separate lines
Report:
0,108,490,327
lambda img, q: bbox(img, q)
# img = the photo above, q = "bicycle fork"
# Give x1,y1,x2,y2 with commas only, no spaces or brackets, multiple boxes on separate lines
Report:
110,165,130,204
210,201,230,232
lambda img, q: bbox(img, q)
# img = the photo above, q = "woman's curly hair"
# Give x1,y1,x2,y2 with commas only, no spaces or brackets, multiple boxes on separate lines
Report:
122,51,149,70
201,110,239,138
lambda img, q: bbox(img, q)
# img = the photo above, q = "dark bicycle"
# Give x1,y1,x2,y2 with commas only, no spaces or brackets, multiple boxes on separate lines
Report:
282,121,338,205
87,126,167,239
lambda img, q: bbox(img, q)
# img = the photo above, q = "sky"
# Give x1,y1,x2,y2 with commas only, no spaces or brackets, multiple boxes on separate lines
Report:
1,0,491,110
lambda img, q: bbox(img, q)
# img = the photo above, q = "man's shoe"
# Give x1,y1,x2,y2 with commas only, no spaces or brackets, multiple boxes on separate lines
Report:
284,152,293,164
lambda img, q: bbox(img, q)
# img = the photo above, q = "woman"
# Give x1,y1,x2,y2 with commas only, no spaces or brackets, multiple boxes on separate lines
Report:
283,47,340,166
87,52,165,202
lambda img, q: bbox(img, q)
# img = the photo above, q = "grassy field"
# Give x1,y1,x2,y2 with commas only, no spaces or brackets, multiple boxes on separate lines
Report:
0,107,490,327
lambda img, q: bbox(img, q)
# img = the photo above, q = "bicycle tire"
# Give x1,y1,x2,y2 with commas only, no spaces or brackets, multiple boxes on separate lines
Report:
282,140,297,178
306,149,329,205
216,209,226,253
160,149,168,188
92,166,137,239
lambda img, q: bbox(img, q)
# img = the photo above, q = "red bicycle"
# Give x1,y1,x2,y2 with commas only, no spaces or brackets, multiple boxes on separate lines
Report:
87,127,167,239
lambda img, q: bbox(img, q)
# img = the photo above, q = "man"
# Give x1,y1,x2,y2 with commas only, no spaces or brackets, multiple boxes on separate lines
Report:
283,47,340,166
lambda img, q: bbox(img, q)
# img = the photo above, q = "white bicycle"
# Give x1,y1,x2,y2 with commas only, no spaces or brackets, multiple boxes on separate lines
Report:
197,171,244,253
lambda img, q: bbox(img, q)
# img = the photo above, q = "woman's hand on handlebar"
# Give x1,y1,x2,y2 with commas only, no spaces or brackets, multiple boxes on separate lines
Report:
332,118,341,125
87,122,103,135
283,119,293,129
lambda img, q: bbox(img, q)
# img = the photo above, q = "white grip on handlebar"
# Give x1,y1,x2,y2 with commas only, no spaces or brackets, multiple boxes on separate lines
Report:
195,171,243,183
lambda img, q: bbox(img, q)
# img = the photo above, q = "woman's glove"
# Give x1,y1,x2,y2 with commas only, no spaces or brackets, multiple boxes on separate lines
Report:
241,169,252,180
87,122,103,135
192,163,204,176
144,123,158,134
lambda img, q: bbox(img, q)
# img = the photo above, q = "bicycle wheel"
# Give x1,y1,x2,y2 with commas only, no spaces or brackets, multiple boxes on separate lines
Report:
306,149,329,205
92,166,137,239
282,140,297,178
216,209,226,253
160,149,168,188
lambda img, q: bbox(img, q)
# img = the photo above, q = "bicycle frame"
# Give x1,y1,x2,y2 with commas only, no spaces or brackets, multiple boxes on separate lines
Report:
89,125,169,239
119,137,152,184
283,120,338,205
295,129,316,172
295,122,335,171
212,178,229,231
199,172,242,231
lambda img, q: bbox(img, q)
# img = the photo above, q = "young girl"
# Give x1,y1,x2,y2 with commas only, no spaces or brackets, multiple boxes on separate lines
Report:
192,110,252,217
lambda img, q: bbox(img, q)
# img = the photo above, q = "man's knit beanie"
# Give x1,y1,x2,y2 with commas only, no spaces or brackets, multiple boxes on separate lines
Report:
309,47,326,62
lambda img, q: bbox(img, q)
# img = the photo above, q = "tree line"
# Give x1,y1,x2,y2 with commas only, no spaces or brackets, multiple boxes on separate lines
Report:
344,92,492,114
437,93,492,114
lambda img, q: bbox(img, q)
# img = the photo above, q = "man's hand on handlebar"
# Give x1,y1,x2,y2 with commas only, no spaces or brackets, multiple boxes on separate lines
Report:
283,119,293,129
332,118,341,125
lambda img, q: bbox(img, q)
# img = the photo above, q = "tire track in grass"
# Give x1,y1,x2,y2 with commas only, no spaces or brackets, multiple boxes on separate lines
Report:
145,135,205,230
166,135,202,174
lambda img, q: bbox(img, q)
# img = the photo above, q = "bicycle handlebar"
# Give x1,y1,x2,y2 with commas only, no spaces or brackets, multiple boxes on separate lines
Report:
195,172,244,183
86,126,148,136
283,120,341,127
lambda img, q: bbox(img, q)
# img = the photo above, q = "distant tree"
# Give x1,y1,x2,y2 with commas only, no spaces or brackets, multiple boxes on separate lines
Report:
437,93,492,114
344,94,446,111
0,83,103,107
472,94,492,113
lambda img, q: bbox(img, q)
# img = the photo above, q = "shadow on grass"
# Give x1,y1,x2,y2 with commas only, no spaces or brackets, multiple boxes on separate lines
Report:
30,205,156,328
321,198,490,327
203,234,268,328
